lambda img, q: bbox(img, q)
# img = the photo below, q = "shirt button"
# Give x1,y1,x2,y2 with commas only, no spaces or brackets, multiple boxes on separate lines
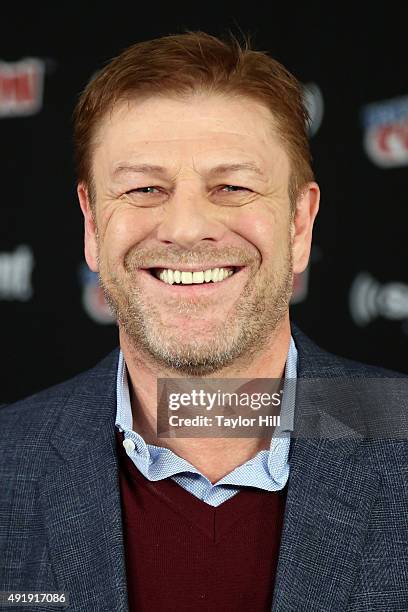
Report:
123,439,136,453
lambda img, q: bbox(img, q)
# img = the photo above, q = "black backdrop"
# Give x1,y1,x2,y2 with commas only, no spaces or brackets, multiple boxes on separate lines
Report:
1,4,407,403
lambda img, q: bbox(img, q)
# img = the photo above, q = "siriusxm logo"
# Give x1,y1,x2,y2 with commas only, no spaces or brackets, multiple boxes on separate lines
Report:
361,94,408,167
350,272,408,326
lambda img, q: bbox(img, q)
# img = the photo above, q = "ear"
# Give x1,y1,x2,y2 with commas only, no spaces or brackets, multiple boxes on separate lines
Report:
77,182,99,272
291,182,320,274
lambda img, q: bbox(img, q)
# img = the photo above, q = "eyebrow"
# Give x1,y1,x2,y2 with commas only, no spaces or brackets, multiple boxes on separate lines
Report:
112,161,265,179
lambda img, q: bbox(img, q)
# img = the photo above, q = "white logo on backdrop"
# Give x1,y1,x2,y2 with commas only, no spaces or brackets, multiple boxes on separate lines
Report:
303,82,324,137
0,245,34,300
350,272,408,325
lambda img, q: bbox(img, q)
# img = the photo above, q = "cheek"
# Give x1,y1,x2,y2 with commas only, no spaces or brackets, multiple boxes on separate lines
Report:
99,208,157,263
230,205,287,260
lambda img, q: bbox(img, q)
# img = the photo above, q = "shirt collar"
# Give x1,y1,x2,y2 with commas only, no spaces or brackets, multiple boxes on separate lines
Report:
116,336,297,438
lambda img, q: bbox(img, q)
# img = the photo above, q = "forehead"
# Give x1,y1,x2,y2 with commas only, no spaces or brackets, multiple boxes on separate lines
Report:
92,93,290,178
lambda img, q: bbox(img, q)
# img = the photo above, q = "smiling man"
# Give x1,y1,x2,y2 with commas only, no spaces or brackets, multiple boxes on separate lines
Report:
1,31,408,612
78,86,317,480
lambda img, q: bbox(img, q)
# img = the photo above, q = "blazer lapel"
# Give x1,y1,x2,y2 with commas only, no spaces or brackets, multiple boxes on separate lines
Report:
38,350,129,612
272,435,379,611
272,326,380,611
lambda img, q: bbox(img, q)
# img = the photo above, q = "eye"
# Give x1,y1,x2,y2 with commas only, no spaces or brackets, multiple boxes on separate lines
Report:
220,185,250,192
126,186,161,195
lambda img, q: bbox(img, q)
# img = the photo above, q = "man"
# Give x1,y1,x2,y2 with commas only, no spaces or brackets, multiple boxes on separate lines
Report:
1,31,407,612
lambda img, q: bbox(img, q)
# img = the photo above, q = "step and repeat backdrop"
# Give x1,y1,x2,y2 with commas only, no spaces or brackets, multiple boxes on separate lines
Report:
1,5,407,402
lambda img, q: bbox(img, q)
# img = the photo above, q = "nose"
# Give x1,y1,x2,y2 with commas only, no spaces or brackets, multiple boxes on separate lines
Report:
156,185,226,249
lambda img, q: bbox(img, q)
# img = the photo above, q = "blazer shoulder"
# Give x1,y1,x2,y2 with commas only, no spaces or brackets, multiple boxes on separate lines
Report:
291,323,407,379
0,348,120,445
319,350,407,378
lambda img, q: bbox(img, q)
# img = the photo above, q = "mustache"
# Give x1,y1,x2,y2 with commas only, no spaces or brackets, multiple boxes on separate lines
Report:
124,245,259,271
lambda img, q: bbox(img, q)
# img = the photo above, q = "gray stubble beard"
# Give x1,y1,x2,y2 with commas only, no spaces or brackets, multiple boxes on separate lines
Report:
99,246,294,376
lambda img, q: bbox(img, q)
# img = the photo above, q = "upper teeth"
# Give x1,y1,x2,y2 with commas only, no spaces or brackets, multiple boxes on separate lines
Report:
155,267,235,285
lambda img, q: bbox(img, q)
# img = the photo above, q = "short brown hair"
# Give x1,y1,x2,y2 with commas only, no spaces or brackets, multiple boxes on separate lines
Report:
73,30,313,209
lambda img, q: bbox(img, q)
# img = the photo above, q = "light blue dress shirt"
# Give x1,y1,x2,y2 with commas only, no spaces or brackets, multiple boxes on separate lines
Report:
115,336,297,507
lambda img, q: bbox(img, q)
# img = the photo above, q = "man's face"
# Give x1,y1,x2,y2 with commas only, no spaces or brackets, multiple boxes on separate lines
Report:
79,93,317,375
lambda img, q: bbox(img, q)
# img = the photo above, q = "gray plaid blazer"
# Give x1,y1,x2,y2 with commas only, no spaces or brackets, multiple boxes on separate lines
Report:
1,325,408,611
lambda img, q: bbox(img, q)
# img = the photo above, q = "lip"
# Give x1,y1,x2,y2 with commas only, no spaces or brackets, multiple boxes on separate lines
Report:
141,265,242,272
138,266,247,296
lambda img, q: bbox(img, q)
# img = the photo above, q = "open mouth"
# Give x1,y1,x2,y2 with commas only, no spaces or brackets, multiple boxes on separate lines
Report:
147,266,242,285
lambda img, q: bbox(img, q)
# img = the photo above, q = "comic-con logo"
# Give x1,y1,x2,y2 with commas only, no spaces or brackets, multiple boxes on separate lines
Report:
362,95,408,167
79,263,116,325
350,272,408,326
302,82,324,137
0,58,45,117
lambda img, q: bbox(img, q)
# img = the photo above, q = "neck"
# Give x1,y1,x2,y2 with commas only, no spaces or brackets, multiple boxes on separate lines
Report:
120,316,291,483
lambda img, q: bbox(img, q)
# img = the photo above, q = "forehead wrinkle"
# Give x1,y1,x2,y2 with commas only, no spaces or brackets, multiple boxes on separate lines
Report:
110,162,184,182
110,160,268,182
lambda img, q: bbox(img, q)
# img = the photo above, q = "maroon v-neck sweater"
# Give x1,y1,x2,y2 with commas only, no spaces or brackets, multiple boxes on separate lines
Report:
115,429,287,612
